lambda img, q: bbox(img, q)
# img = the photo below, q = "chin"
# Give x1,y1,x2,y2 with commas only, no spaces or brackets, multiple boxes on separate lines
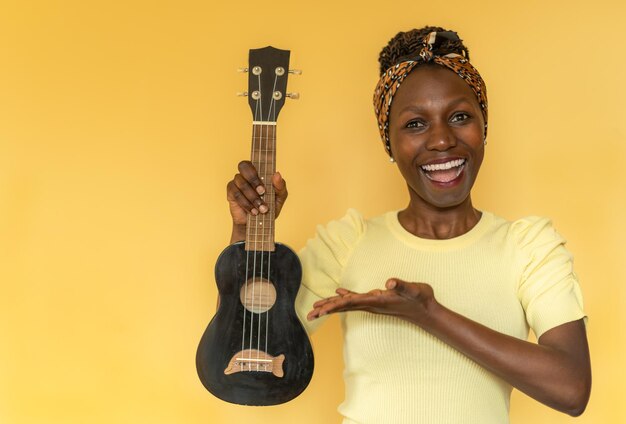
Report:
422,192,472,210
412,167,477,209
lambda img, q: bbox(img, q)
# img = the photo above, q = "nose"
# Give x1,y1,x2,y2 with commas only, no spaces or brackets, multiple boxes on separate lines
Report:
425,121,456,151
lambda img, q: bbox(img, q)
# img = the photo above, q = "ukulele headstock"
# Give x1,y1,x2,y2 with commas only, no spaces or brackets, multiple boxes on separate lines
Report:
245,46,293,123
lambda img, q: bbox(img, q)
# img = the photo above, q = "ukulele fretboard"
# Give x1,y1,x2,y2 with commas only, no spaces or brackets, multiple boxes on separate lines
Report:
246,123,276,252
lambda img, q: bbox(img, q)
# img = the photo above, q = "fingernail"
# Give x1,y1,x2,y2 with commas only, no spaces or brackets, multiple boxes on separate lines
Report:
256,186,265,195
259,205,268,213
251,208,258,215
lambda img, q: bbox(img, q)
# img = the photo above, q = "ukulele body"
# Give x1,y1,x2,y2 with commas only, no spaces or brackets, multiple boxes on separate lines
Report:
196,241,314,405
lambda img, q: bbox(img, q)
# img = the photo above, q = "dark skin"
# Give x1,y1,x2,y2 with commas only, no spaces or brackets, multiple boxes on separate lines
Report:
226,66,591,416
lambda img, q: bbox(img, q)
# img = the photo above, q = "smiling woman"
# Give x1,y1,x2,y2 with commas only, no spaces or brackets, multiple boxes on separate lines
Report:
226,26,591,424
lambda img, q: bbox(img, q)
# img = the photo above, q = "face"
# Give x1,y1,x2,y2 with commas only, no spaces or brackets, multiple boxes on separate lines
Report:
388,65,486,210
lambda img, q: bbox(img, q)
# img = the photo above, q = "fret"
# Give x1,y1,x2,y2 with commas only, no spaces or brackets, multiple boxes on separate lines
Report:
252,164,275,173
246,230,276,236
246,235,276,242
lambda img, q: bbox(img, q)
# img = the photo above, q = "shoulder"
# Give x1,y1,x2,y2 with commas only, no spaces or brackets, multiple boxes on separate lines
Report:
482,212,566,252
504,216,570,264
509,216,563,245
475,212,573,279
318,208,367,242
300,209,367,264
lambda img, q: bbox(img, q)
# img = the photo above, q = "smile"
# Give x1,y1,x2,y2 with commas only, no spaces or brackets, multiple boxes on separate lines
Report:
420,159,466,183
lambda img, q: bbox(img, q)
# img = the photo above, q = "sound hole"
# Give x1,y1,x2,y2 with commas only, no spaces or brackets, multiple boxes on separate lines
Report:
239,278,277,313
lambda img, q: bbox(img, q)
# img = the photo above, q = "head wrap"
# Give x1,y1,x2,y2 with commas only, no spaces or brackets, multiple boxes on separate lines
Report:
373,31,488,156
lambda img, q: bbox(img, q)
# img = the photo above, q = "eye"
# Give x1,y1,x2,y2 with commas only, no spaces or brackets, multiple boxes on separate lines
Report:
450,112,470,123
406,120,426,129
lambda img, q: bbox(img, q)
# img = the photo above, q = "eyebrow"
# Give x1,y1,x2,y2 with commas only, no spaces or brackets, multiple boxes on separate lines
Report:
396,96,476,115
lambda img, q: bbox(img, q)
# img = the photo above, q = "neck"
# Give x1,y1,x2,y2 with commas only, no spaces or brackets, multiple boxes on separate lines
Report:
245,123,276,251
398,195,481,240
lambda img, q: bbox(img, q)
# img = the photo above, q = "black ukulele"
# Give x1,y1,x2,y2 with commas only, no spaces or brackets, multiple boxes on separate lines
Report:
196,46,314,406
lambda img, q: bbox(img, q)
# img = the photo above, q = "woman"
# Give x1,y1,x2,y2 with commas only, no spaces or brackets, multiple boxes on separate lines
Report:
226,27,591,423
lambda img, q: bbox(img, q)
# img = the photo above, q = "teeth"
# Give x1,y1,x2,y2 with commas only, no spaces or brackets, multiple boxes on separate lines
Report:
421,159,465,172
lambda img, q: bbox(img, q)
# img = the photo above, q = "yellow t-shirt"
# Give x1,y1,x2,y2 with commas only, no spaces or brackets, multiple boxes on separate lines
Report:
295,209,585,424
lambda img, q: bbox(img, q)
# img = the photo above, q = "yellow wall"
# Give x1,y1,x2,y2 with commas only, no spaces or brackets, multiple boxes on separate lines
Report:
1,1,624,423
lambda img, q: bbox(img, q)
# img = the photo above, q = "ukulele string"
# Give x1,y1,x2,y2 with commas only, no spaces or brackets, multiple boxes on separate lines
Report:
263,72,279,361
241,101,257,369
243,211,250,357
258,120,267,368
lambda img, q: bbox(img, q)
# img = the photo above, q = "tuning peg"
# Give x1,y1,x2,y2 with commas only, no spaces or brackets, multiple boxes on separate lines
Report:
237,67,249,73
288,69,302,75
286,92,300,100
236,91,248,97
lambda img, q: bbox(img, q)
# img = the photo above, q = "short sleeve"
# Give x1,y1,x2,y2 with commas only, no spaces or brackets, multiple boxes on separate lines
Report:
295,209,365,333
514,217,586,339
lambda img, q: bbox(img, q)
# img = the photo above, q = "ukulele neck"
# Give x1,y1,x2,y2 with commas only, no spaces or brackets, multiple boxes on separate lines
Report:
245,122,276,252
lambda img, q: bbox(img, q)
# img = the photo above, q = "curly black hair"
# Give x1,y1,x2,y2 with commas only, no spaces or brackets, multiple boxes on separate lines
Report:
378,26,470,76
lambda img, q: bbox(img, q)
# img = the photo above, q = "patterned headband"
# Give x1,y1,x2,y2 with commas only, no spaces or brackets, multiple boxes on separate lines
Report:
373,31,488,156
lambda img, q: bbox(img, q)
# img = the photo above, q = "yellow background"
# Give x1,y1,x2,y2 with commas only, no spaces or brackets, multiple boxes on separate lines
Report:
1,1,625,423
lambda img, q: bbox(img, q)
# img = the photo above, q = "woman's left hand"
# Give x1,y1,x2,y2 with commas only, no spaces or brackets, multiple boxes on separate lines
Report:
307,278,438,325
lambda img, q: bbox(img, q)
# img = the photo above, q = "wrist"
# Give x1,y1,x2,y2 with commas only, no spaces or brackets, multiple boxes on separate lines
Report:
230,224,247,243
417,299,446,332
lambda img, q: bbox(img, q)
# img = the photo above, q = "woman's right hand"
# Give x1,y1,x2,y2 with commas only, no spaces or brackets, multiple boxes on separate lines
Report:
226,160,288,241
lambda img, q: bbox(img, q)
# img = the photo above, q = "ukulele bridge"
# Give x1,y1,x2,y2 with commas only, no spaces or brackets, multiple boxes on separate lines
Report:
224,349,285,377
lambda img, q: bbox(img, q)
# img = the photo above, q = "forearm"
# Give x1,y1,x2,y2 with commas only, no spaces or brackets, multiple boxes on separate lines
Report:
230,224,246,244
419,303,590,416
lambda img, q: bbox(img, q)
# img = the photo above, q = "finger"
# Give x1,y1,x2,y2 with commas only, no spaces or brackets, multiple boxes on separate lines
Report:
307,306,334,320
316,297,370,316
233,173,268,214
385,278,398,290
308,303,338,320
386,279,430,299
310,295,352,318
312,294,343,309
311,289,381,319
272,172,287,197
227,179,259,215
272,172,288,216
387,278,421,292
310,291,394,319
238,160,265,195
311,302,346,318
